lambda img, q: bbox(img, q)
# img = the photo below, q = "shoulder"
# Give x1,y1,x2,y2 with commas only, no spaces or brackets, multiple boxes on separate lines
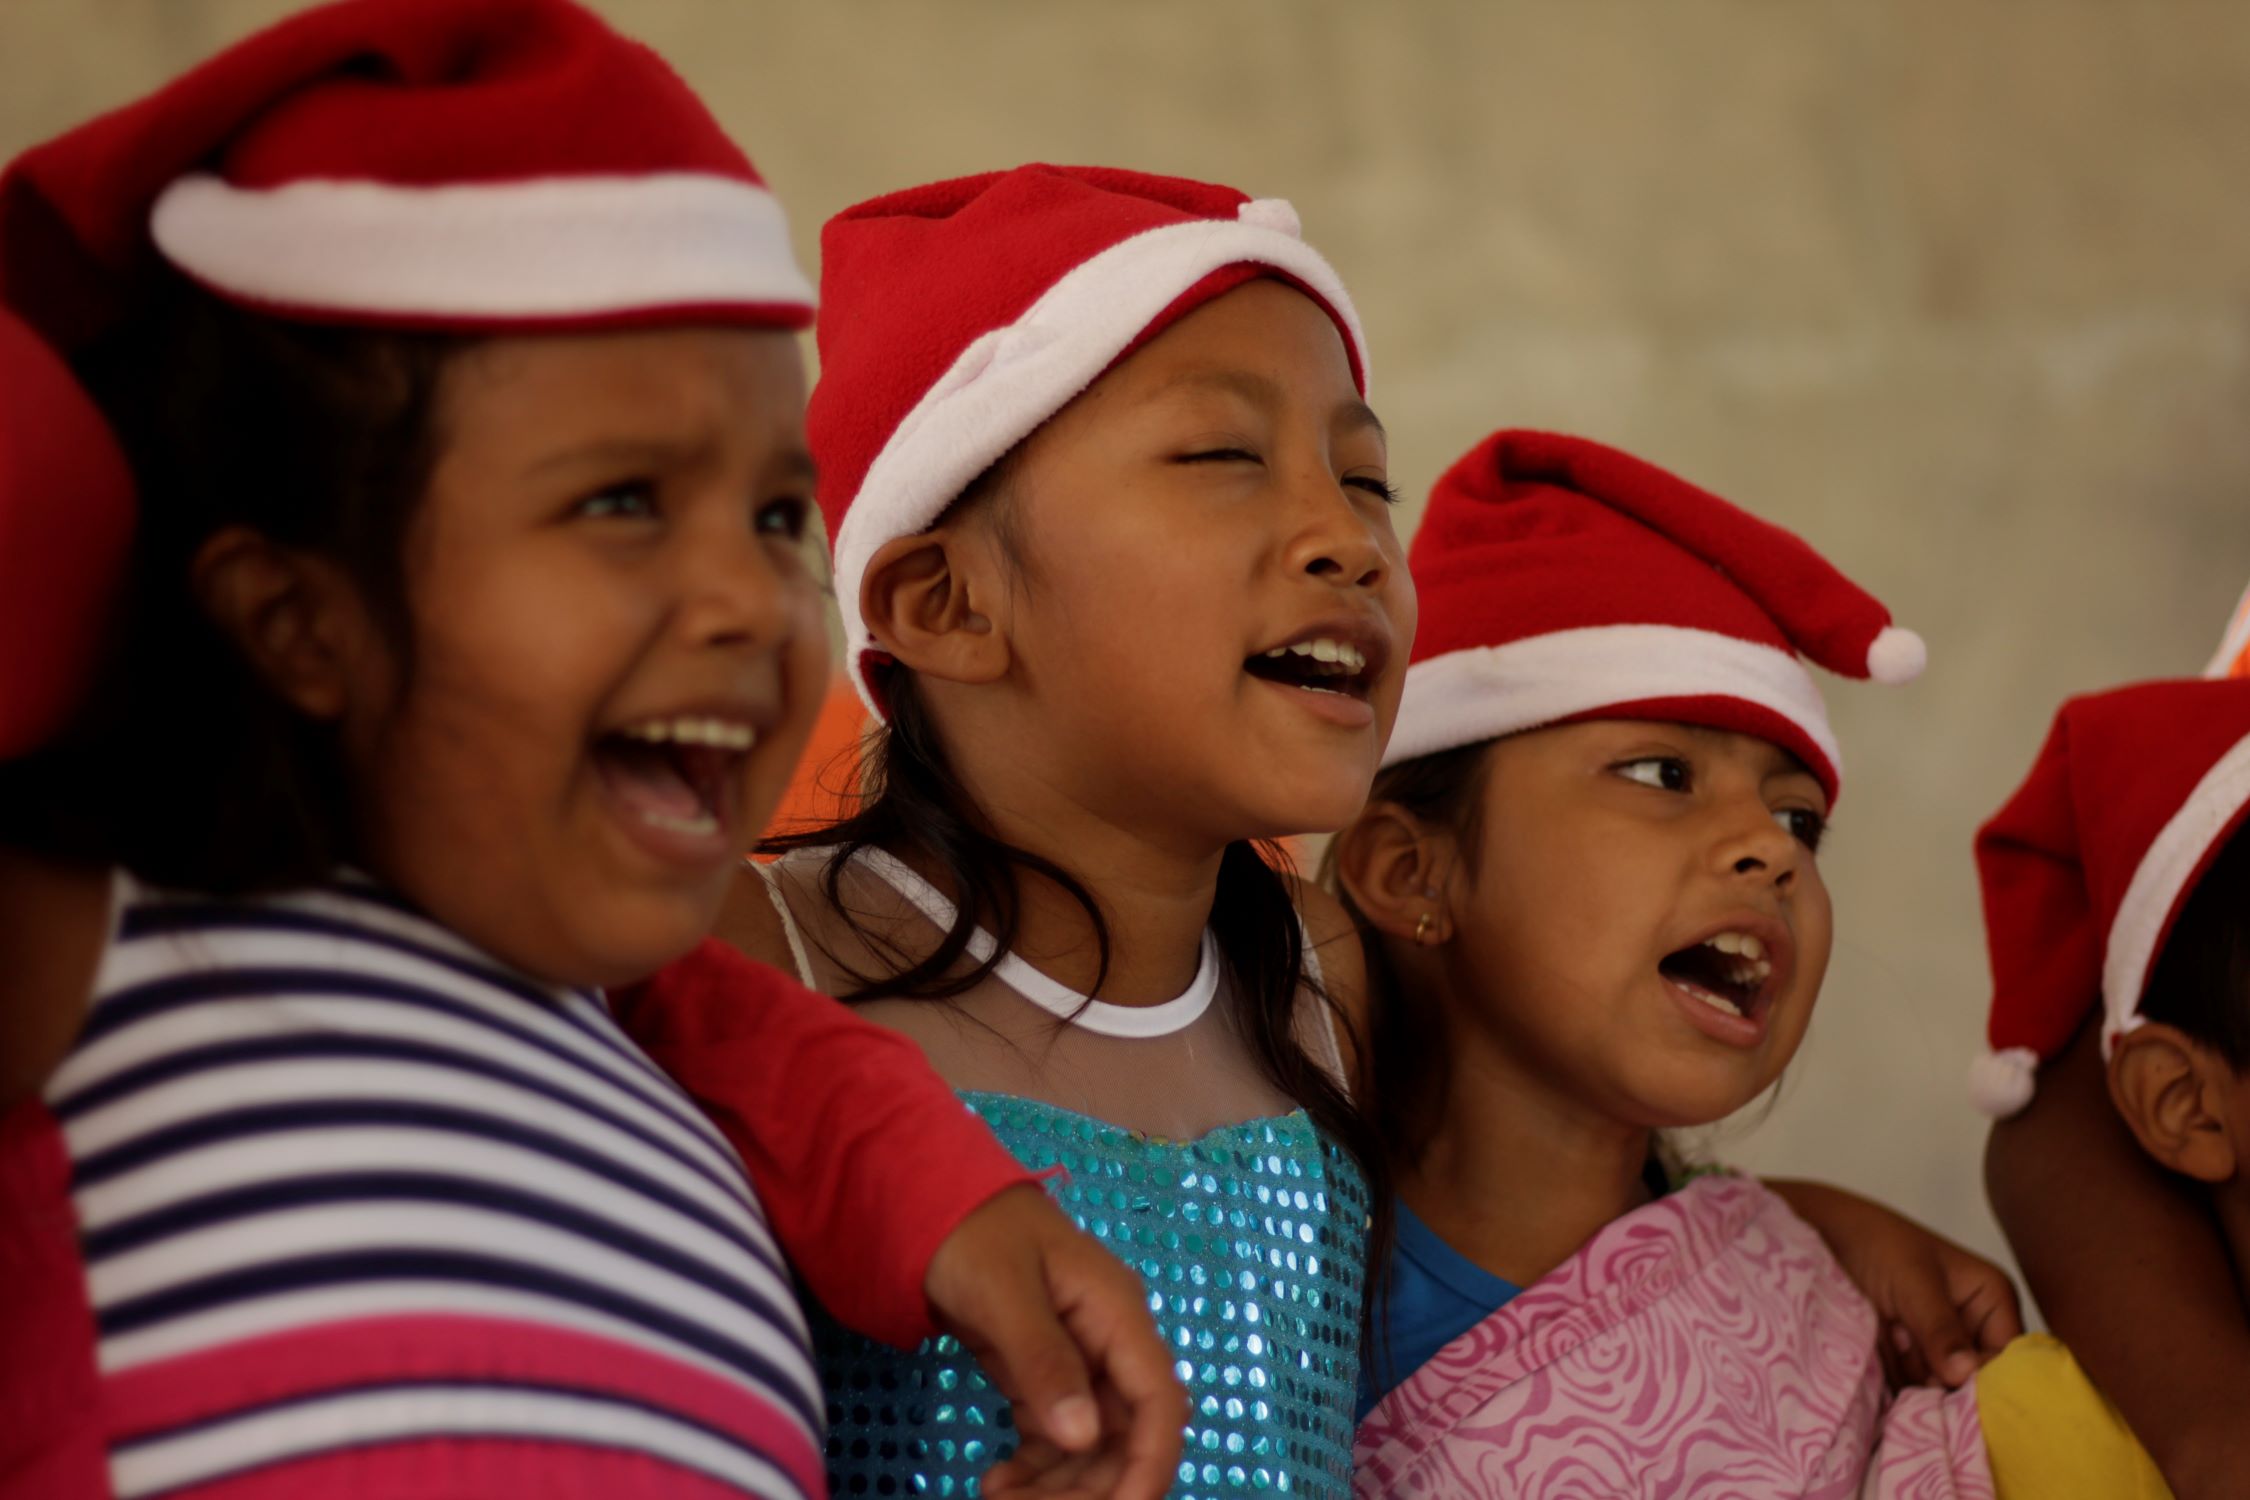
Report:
0,849,111,1110
711,860,807,975
1286,869,1372,1085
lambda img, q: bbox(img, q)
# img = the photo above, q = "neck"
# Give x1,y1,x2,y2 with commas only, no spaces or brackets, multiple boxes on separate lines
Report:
2214,1180,2250,1304
901,715,1230,1007
1394,990,1653,1288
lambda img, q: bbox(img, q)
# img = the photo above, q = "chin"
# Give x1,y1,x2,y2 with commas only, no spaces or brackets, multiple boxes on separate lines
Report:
1244,773,1382,840
549,879,728,991
1628,1070,1778,1132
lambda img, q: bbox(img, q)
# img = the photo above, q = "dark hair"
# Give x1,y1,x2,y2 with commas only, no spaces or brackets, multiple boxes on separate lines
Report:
760,473,1390,1325
2141,820,2250,1068
0,275,464,891
1325,741,1494,1163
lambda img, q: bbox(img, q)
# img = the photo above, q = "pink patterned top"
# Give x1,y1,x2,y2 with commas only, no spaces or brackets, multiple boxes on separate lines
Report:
1353,1175,1992,1499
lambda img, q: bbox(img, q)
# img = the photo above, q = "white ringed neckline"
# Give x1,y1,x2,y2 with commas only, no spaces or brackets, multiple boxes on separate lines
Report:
853,846,1219,1040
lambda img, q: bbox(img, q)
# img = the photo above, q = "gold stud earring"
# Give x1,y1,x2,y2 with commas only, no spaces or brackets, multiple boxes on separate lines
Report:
1414,911,1436,945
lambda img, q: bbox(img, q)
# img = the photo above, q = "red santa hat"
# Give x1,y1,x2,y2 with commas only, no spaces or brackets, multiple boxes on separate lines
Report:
0,311,135,757
0,0,811,345
0,0,811,755
1386,429,1925,804
1971,678,2250,1118
805,164,1369,715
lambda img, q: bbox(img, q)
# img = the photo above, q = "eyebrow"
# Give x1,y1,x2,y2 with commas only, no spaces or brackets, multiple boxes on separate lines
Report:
525,437,819,487
770,448,819,488
1674,724,1822,788
526,435,711,478
1153,368,1387,440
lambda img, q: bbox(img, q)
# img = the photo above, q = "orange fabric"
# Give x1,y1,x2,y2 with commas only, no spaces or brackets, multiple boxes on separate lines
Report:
759,677,867,850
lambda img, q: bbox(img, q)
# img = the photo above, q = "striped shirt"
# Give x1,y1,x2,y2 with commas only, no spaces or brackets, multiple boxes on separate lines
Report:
16,872,823,1500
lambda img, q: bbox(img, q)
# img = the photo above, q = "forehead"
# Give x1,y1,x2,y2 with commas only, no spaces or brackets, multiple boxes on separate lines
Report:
1102,277,1359,401
440,326,807,448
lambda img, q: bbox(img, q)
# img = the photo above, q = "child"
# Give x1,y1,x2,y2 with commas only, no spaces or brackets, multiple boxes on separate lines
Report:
1979,600,2250,1500
0,5,1177,1496
1973,676,2250,1496
628,164,1414,1500
1334,431,2156,1497
631,169,2018,1500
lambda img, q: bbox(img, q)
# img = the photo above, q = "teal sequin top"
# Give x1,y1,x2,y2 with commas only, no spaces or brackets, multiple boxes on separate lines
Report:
812,1093,1370,1500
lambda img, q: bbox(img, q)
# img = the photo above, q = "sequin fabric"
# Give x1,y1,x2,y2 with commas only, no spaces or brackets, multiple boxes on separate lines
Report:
812,1093,1370,1500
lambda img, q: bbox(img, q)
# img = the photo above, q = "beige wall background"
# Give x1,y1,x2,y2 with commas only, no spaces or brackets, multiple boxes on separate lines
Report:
10,0,2250,1309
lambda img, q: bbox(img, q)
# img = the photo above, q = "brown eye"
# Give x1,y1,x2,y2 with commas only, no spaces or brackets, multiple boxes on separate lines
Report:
1616,757,1690,793
754,495,809,539
1773,807,1827,852
571,482,658,521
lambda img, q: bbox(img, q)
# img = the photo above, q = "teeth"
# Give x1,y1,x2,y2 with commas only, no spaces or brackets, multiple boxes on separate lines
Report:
618,716,757,752
1701,931,1767,962
1270,638,1367,673
640,808,719,837
1680,983,1744,1019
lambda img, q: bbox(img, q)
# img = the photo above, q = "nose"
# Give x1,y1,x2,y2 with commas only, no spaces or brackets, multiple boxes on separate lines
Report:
1283,468,1393,593
676,515,812,653
1710,792,1804,892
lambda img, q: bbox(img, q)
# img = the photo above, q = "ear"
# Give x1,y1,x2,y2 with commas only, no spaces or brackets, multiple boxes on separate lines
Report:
2108,1023,2241,1184
190,525,370,722
1333,801,1458,946
859,527,1009,687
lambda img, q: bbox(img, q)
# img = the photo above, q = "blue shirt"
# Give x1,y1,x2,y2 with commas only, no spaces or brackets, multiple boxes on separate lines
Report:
1356,1201,1519,1420
1359,1160,1672,1421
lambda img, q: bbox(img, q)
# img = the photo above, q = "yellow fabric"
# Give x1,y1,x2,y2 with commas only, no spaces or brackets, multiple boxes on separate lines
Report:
1977,1334,2172,1500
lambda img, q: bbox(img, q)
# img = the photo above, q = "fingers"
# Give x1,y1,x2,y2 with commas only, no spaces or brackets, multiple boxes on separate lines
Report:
972,1273,1102,1453
1048,1253,1188,1500
1887,1250,1982,1388
1947,1253,2026,1357
1881,1320,1926,1390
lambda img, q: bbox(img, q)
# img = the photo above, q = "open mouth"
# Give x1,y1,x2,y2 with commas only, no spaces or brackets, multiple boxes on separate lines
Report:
1657,930,1776,1023
592,715,757,842
1243,634,1376,702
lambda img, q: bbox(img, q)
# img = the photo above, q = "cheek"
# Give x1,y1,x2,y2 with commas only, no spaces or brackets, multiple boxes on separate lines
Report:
1791,873,1837,993
377,542,651,799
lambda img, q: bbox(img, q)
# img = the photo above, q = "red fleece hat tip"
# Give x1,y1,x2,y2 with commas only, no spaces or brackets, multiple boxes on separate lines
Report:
1973,677,2250,1117
1388,429,1922,804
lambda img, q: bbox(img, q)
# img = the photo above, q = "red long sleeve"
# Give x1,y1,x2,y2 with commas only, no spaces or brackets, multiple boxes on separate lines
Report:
615,938,1038,1350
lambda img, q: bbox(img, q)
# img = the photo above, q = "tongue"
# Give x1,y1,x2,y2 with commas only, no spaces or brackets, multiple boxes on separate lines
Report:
597,739,705,822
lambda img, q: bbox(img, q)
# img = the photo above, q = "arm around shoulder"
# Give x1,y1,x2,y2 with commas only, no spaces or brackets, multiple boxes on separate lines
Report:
1985,1017,2250,1498
616,905,1037,1349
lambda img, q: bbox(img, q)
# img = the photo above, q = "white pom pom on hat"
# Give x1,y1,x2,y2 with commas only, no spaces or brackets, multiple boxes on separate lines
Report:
1866,626,1928,686
1967,1047,2039,1120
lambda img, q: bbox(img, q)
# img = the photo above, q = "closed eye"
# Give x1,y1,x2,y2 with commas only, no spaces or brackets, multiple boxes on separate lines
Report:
1615,756,1691,793
1346,475,1402,505
1178,448,1262,466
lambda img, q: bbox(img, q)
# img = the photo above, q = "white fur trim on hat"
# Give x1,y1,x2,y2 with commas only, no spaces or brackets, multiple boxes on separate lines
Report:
1383,625,1839,776
2099,729,2250,1054
1968,1046,2040,1119
151,171,814,320
831,208,1366,714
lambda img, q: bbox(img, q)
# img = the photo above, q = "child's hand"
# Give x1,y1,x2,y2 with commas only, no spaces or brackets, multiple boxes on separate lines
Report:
1767,1177,2024,1389
923,1185,1186,1500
